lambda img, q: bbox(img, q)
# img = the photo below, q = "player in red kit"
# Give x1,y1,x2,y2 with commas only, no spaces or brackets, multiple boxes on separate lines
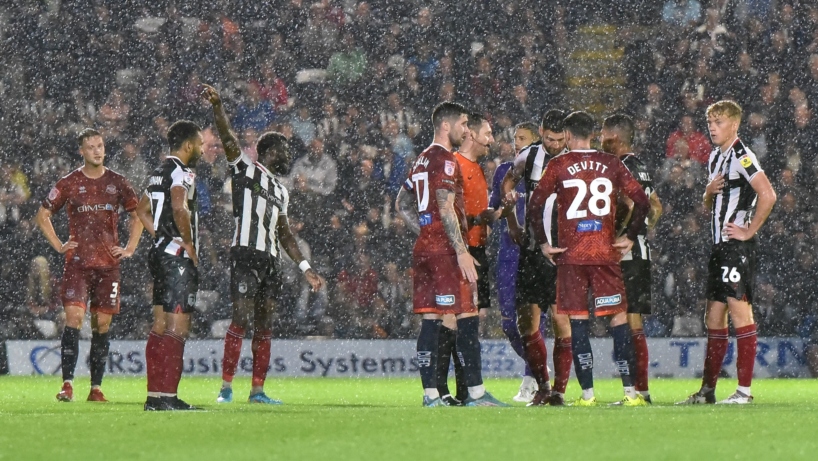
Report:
396,102,507,407
528,111,650,406
35,128,143,402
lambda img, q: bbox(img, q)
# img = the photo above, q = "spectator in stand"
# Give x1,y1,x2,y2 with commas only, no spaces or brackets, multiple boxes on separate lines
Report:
662,0,702,30
665,115,711,164
288,138,338,198
253,66,289,112
235,84,276,132
331,253,384,338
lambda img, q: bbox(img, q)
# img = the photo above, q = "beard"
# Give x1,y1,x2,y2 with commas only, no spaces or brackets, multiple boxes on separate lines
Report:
449,132,465,149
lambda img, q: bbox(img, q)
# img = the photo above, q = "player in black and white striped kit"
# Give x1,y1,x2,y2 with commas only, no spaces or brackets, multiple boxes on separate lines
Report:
601,114,663,404
678,100,776,406
136,120,203,411
202,85,323,405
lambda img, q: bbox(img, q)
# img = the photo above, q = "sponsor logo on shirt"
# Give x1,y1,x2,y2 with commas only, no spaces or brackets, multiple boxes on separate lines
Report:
419,213,432,227
435,294,455,306
77,204,114,212
595,294,622,308
47,188,59,202
739,155,753,168
79,186,86,194
105,184,117,195
444,161,455,176
577,220,603,232
183,172,195,187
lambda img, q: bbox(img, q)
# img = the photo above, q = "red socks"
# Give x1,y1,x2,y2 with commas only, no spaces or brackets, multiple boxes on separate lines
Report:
252,330,273,388
631,328,649,392
553,337,572,394
163,332,186,395
735,324,757,388
702,328,729,389
222,324,246,382
146,331,165,393
522,332,550,390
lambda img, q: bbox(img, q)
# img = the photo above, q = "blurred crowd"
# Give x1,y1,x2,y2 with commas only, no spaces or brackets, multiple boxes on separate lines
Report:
0,1,816,348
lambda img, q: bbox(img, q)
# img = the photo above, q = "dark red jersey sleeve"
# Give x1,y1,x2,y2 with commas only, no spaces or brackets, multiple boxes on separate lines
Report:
42,176,70,213
119,176,139,212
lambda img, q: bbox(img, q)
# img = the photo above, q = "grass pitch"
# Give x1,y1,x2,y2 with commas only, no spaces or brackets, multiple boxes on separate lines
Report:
1,377,817,461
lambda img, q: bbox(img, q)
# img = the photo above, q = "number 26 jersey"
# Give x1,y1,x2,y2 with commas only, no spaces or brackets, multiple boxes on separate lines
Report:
528,149,647,266
402,143,468,255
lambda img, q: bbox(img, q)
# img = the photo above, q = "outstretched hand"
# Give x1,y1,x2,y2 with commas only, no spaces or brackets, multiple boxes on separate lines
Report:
201,84,222,106
540,243,566,262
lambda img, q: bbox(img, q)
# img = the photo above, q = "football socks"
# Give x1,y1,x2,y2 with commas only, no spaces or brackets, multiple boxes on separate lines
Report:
570,319,594,391
163,331,186,395
456,316,483,388
221,324,245,385
521,331,550,391
89,331,110,388
60,327,80,382
631,328,649,393
702,328,729,389
553,336,573,395
145,331,165,396
501,316,532,376
435,325,457,397
611,323,635,388
736,324,758,389
417,319,442,392
251,329,273,389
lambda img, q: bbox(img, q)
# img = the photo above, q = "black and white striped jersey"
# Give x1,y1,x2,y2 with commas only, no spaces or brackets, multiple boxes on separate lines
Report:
621,153,654,261
229,153,289,259
707,138,762,245
145,156,198,258
515,142,562,248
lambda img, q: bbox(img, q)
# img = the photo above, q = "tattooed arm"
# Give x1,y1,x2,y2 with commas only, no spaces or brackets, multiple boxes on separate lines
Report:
436,189,478,283
395,186,421,235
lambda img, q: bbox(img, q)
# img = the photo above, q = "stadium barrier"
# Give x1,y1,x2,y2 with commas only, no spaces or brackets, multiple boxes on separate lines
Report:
3,337,812,378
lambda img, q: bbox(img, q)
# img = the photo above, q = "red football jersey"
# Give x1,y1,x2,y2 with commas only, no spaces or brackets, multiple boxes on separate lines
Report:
43,168,139,269
528,150,649,265
403,144,468,255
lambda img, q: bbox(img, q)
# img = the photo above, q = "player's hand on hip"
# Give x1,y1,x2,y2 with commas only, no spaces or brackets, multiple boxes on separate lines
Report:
706,174,725,196
457,252,479,284
540,243,567,262
201,84,221,106
111,246,134,259
59,237,78,254
174,239,199,266
613,236,634,258
305,269,324,292
725,222,753,241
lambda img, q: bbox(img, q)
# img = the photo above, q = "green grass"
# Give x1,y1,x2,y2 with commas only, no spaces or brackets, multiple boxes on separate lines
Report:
1,377,817,461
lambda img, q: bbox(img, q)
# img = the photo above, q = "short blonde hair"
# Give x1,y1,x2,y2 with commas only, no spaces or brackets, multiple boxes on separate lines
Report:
706,100,743,121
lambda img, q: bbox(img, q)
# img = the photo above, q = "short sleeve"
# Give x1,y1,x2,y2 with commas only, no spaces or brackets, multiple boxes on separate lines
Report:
280,186,289,216
43,177,69,212
171,167,195,190
736,150,762,182
228,152,252,172
429,154,458,192
119,177,139,212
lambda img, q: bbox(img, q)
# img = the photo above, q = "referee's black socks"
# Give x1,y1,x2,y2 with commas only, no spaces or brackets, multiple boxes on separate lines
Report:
61,327,80,382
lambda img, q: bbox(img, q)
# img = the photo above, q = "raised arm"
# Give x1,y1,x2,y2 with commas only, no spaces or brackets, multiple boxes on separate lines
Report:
202,84,241,163
436,189,478,283
395,186,421,235
277,216,324,291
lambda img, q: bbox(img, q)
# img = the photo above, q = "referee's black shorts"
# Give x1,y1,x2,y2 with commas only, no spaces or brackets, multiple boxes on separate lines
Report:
706,239,757,305
621,259,652,315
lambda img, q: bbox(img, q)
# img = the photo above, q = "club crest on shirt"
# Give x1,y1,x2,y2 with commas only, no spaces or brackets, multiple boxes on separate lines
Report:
79,186,86,194
47,188,59,202
739,155,753,168
183,172,195,186
105,184,117,195
444,161,455,176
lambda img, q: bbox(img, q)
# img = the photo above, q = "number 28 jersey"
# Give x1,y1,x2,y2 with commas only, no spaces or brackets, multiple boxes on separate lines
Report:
144,156,198,259
528,150,648,266
402,144,468,255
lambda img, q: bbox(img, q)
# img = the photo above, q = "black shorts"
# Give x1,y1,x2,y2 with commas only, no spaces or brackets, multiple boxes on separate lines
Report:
706,240,756,304
230,248,282,305
469,246,490,309
621,259,652,315
515,246,556,308
149,248,199,314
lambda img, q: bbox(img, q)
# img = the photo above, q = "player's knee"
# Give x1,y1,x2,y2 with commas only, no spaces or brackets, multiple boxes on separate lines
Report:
553,315,571,338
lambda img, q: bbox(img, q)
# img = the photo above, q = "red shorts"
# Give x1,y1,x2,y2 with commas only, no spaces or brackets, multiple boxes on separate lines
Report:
556,264,627,317
413,253,477,315
61,264,121,315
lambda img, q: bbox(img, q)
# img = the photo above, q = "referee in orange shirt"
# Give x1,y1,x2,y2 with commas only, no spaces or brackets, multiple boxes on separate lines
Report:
436,112,499,404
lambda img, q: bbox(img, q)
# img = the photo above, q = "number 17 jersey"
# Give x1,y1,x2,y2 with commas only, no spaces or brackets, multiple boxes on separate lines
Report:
402,144,468,255
529,149,647,266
